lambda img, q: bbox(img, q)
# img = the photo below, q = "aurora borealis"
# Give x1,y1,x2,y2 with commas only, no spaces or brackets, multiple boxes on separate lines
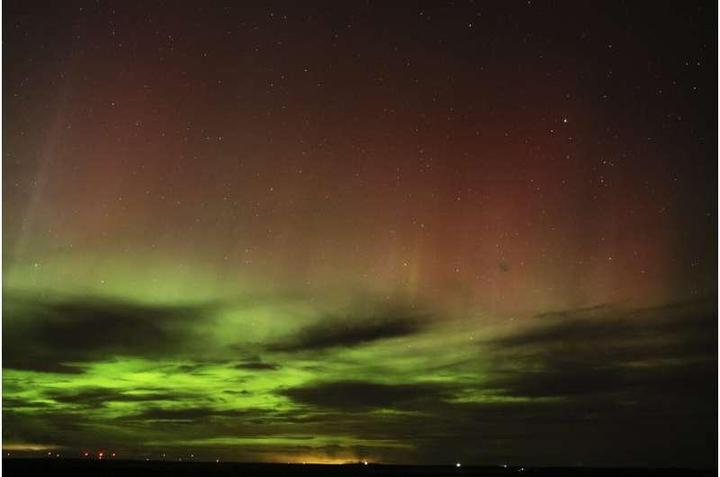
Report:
2,0,717,469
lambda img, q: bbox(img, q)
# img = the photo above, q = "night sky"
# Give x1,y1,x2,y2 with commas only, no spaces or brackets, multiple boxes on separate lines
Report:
3,0,717,468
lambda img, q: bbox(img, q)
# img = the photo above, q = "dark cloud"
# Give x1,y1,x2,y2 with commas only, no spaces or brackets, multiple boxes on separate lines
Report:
3,292,214,373
129,406,250,422
268,304,429,352
1,359,86,375
488,299,717,401
282,380,450,410
228,353,280,371
46,388,193,408
235,360,279,371
497,301,715,353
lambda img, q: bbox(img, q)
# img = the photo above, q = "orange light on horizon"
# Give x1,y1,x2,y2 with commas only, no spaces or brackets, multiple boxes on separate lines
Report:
272,454,374,465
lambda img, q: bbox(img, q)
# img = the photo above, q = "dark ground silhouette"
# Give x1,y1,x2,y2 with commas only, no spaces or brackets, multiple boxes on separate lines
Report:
3,459,715,477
